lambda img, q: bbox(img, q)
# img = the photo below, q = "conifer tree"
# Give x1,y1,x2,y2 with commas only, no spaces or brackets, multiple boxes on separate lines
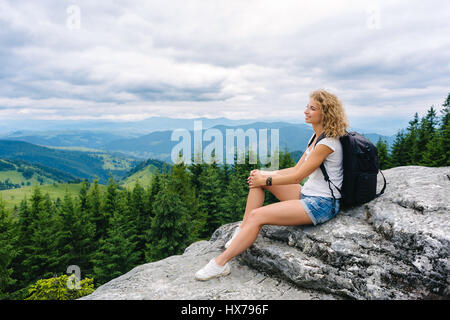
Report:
417,106,439,163
0,195,15,296
73,204,96,278
187,162,209,239
419,98,448,166
389,130,409,167
143,169,161,224
442,121,450,166
386,95,449,168
220,163,249,224
424,106,439,133
129,178,147,264
55,189,76,273
219,161,231,187
55,187,96,278
443,92,450,116
404,113,420,165
146,169,190,261
440,93,450,165
10,198,32,289
189,148,204,196
421,130,446,166
22,190,59,283
197,157,225,238
168,154,199,243
78,179,90,213
88,177,105,243
92,191,139,285
103,172,119,219
279,146,296,170
376,137,390,170
219,147,262,225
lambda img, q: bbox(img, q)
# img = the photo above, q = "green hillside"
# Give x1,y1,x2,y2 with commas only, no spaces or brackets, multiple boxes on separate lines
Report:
120,165,155,190
0,158,78,190
0,140,140,184
120,158,169,190
0,157,167,213
0,182,107,213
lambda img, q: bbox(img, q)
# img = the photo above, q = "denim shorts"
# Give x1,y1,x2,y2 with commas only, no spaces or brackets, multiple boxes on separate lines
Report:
299,192,340,225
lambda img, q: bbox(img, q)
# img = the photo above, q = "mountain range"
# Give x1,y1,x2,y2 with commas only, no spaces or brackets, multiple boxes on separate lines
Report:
0,117,395,190
0,117,395,164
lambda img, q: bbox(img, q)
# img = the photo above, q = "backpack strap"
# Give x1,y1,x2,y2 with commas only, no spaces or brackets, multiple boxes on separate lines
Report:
376,170,387,197
307,133,316,148
308,132,326,147
310,132,342,204
319,163,341,204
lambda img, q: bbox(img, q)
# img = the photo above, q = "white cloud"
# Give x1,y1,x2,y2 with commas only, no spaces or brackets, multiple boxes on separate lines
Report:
0,0,449,135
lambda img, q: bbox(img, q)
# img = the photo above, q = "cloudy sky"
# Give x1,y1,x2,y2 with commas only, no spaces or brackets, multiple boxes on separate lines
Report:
0,0,449,135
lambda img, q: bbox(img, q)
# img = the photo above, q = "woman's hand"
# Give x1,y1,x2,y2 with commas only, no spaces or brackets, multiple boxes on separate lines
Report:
247,169,265,188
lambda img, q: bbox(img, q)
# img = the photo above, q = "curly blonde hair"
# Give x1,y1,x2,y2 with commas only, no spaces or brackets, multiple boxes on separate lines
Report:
310,89,349,138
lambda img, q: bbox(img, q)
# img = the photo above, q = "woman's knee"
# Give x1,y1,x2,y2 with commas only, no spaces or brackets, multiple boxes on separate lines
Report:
247,208,263,227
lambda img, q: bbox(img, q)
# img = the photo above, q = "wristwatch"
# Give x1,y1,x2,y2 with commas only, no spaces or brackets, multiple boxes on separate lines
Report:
266,176,272,186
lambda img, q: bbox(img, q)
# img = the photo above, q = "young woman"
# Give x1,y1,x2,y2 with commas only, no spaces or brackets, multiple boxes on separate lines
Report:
195,89,349,281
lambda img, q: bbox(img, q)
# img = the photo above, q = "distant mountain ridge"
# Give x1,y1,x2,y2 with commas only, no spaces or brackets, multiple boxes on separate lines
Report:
99,122,394,162
0,116,269,136
0,120,395,163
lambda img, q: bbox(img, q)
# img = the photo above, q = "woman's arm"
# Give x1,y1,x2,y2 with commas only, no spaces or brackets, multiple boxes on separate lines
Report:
250,145,333,187
258,169,278,176
260,167,292,176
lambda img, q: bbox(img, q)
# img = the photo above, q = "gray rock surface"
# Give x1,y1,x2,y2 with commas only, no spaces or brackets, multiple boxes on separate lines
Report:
82,166,449,300
80,236,338,300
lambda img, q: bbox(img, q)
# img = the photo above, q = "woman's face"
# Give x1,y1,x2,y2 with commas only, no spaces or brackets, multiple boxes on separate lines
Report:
304,98,322,125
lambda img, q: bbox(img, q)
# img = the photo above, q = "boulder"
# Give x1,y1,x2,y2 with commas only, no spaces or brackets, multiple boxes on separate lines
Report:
82,166,449,300
80,236,338,300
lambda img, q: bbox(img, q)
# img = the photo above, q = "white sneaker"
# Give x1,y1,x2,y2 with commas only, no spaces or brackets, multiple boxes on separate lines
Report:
224,225,241,249
195,258,231,281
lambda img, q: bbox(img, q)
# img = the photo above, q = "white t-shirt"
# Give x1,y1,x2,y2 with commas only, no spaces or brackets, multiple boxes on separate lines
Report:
301,134,343,199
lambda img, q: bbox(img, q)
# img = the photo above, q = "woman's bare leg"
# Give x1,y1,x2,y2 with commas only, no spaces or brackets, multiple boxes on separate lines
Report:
216,199,312,266
241,186,265,227
241,183,301,228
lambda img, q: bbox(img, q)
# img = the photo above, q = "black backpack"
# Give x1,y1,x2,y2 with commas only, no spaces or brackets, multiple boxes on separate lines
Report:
308,131,386,207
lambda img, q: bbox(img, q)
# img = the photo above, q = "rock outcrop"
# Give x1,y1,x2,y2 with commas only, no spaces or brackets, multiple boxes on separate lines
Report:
82,166,450,300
